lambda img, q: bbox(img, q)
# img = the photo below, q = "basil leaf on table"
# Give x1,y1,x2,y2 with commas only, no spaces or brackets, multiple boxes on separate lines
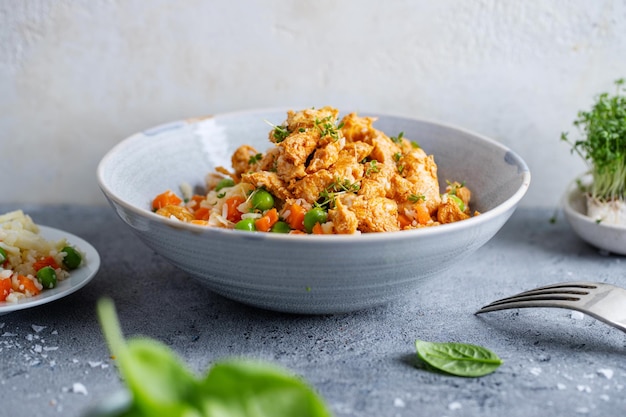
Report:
199,360,332,417
415,340,503,377
96,298,332,417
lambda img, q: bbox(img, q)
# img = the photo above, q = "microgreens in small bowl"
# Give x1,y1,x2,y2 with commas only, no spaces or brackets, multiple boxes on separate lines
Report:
561,79,626,226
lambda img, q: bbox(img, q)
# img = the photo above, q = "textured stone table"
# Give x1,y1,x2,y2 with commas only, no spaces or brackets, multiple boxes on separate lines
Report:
1,204,625,417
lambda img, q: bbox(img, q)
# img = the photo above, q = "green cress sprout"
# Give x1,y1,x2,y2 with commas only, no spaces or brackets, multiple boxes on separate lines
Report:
96,298,333,417
561,79,626,202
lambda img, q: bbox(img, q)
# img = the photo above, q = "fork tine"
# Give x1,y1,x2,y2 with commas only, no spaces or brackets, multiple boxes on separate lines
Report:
475,281,599,314
476,295,585,314
475,281,626,333
476,282,596,313
515,281,599,294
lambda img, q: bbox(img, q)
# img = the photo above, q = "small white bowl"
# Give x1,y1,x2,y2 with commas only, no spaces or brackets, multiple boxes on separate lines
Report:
562,179,626,255
97,108,531,314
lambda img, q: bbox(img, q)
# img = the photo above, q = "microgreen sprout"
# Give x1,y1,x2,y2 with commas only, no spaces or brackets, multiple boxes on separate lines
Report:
390,132,405,144
314,116,344,141
365,160,380,176
316,178,360,209
561,78,626,201
265,120,290,143
408,194,426,203
248,153,263,164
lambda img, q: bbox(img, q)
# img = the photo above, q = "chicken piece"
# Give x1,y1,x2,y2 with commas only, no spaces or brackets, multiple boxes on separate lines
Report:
231,145,260,177
358,178,387,199
394,152,441,215
286,106,339,131
349,196,399,233
362,162,396,199
241,171,293,201
328,198,359,234
340,112,378,143
277,130,319,166
156,205,194,222
306,136,345,173
257,147,281,172
392,175,442,216
328,150,365,185
290,170,335,203
437,196,470,224
368,132,403,164
445,181,471,209
275,153,307,183
342,141,374,162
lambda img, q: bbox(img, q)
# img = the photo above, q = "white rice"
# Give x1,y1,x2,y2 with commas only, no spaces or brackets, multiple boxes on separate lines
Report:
0,210,78,302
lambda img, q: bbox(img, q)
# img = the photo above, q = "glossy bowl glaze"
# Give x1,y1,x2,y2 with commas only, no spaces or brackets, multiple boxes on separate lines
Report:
97,108,531,314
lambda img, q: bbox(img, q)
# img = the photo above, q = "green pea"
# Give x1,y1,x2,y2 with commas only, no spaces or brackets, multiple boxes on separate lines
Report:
62,246,82,270
251,189,274,211
303,208,328,233
270,221,291,233
448,194,466,212
215,178,235,192
234,218,257,231
37,266,57,289
0,247,7,263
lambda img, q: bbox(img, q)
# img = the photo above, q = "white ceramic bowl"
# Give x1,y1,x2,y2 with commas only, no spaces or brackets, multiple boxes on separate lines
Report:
97,108,531,314
562,178,626,255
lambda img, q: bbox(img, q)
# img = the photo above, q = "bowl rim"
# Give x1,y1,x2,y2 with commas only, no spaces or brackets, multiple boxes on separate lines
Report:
97,107,532,243
562,174,626,232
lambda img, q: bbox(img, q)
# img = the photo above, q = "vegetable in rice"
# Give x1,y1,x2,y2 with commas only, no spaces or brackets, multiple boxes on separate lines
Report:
0,210,84,303
152,106,478,234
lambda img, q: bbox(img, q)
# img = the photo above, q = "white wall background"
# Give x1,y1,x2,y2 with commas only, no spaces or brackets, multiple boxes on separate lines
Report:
2,0,625,207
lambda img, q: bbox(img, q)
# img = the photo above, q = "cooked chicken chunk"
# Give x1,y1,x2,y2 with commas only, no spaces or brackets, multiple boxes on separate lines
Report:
349,196,400,233
241,171,293,201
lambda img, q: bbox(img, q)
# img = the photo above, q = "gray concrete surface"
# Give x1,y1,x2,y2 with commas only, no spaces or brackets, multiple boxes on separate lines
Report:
1,204,625,417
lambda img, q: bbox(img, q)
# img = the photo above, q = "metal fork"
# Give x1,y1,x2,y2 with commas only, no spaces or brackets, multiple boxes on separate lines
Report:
475,281,626,333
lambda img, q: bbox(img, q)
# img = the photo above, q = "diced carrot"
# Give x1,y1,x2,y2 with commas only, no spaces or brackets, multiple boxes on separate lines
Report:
225,196,246,222
254,208,279,232
17,275,40,296
194,206,211,221
0,278,11,302
191,194,205,205
152,190,183,211
312,223,324,235
398,213,413,229
190,219,209,226
188,194,206,210
414,203,431,225
33,256,59,272
286,203,306,231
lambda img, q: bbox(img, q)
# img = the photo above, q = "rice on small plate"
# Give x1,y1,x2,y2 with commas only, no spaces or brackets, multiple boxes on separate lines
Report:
0,210,85,303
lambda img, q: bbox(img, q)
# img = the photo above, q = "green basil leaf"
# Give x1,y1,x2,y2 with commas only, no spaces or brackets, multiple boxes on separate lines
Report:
415,340,503,377
123,339,202,417
198,359,333,417
97,299,202,417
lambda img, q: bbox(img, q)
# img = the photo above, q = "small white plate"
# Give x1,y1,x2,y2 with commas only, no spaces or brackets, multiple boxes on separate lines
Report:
563,180,626,255
0,226,100,315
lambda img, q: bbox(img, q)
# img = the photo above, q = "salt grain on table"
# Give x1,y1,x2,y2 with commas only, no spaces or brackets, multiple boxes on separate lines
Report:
570,311,585,320
448,401,462,411
31,324,46,333
393,398,405,408
71,382,88,395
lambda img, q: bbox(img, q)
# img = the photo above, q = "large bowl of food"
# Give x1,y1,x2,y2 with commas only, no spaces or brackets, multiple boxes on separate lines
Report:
97,106,530,314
